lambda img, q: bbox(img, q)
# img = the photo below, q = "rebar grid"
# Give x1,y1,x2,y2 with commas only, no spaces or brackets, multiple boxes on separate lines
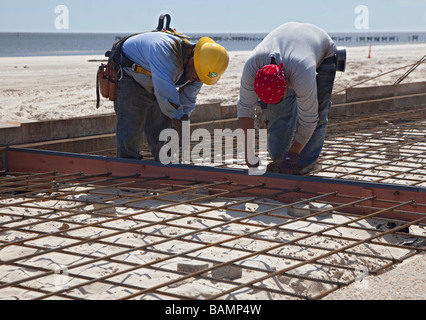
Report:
312,107,426,186
70,107,426,188
0,171,425,300
187,107,426,187
127,107,426,187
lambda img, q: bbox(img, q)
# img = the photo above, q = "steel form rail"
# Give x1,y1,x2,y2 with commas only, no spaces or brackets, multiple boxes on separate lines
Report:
1,149,426,300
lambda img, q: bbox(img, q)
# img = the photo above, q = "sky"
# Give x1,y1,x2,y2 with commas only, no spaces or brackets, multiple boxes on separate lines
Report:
0,0,425,34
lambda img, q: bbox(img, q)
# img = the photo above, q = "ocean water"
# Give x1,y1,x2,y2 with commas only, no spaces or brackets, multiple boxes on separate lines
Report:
0,31,425,57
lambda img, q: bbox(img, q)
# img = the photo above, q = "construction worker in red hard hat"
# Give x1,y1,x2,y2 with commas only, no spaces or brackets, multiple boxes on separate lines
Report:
238,22,345,174
114,31,229,161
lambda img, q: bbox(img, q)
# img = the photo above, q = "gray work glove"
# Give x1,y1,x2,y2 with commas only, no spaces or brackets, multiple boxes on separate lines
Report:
280,152,301,174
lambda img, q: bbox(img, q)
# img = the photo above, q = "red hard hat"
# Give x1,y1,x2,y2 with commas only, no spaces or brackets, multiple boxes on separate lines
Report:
254,62,288,104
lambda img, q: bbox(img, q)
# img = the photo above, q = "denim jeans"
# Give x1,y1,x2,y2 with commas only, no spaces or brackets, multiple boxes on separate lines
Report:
114,73,172,161
266,59,337,173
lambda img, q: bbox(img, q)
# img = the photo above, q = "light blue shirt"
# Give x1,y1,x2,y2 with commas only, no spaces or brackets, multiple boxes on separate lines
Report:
122,32,203,119
237,22,336,145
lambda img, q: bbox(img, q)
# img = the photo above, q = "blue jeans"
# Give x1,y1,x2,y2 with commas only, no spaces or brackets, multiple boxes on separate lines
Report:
266,60,337,173
114,73,171,161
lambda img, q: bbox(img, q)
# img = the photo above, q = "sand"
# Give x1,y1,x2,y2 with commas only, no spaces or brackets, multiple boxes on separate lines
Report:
1,44,426,124
0,43,426,300
0,187,424,300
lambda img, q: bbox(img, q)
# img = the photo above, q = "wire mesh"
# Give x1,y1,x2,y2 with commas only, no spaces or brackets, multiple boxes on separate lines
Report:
1,171,425,300
86,107,426,187
312,107,426,186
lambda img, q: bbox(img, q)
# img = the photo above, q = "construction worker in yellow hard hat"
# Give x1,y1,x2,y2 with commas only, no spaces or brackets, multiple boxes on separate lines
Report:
111,26,229,161
194,37,229,85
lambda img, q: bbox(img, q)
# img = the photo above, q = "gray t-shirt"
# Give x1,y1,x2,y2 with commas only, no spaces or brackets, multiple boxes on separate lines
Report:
237,22,336,145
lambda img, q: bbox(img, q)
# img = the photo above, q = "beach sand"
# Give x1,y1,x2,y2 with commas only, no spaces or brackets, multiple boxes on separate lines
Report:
1,44,426,124
0,43,425,300
0,188,424,301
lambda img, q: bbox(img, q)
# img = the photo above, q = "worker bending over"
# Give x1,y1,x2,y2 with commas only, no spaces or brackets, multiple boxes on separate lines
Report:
238,22,345,174
115,32,229,161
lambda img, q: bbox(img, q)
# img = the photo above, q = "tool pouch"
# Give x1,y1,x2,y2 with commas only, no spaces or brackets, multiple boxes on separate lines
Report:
98,63,110,99
107,61,118,101
96,61,119,108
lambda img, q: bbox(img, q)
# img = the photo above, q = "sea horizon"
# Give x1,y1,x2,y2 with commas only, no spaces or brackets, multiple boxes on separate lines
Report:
1,31,425,58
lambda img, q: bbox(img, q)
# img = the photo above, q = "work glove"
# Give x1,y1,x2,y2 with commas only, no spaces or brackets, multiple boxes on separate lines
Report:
279,152,301,174
266,160,281,173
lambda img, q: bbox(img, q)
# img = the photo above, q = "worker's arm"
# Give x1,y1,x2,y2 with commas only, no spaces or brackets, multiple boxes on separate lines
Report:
179,81,203,117
238,117,259,167
237,55,264,167
292,65,319,146
169,103,188,120
238,117,254,132
279,66,317,173
288,140,305,155
237,58,261,120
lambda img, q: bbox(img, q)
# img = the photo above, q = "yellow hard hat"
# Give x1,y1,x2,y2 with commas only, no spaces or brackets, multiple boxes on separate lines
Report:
194,37,229,85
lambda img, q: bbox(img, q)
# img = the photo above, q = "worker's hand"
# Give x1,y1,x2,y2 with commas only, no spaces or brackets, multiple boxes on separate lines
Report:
266,160,281,173
171,114,189,140
171,118,181,139
280,152,301,174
